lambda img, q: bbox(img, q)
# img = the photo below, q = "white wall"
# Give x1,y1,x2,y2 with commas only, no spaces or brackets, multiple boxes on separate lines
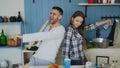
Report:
0,0,24,20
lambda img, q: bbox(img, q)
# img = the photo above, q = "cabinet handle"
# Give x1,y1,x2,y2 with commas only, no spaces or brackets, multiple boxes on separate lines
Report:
33,0,35,4
69,0,71,3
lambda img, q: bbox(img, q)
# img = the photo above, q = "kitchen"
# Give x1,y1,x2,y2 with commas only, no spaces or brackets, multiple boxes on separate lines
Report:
0,0,120,68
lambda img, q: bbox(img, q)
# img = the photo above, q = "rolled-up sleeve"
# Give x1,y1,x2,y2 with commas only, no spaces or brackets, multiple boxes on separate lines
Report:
85,24,97,31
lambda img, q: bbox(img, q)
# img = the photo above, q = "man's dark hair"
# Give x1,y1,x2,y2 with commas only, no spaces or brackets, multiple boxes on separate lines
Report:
52,6,63,15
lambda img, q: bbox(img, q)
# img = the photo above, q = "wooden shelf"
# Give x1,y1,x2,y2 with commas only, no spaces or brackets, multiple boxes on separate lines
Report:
78,3,120,6
78,3,120,17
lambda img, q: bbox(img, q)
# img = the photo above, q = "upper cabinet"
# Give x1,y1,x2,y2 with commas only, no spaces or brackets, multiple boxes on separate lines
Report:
78,3,120,6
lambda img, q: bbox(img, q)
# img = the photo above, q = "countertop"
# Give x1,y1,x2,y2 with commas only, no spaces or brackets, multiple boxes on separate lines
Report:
22,64,85,68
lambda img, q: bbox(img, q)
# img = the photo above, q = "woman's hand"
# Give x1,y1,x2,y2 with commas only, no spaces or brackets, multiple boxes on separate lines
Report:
105,19,113,26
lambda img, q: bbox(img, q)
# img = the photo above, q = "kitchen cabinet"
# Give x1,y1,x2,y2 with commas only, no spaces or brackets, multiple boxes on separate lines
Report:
0,22,22,66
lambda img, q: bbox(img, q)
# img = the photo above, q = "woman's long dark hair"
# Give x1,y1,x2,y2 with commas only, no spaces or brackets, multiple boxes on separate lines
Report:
69,11,85,37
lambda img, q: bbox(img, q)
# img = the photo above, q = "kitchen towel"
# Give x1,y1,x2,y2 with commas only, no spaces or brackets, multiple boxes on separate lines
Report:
113,20,120,47
107,20,116,46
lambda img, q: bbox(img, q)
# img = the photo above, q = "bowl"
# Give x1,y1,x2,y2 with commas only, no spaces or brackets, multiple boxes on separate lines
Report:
91,38,112,48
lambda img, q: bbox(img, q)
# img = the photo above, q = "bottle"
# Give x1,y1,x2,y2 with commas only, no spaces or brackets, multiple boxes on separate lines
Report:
0,29,7,46
98,0,102,3
17,11,22,22
103,0,107,3
107,0,111,3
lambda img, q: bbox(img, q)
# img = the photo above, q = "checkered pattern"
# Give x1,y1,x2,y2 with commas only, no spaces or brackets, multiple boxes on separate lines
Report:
62,24,96,59
62,25,84,59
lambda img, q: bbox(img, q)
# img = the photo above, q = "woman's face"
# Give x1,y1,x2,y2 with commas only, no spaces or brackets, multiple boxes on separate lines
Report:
72,16,83,28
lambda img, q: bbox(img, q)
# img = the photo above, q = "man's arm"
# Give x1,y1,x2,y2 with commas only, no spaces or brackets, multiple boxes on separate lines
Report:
14,26,65,42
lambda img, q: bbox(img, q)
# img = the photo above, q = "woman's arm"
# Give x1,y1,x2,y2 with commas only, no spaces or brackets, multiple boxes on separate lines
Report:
96,19,112,26
85,19,112,31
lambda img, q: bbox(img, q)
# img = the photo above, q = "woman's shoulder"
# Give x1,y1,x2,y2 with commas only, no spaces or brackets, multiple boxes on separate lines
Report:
66,25,75,30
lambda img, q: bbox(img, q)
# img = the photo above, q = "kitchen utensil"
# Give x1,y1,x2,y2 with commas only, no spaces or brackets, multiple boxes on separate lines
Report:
0,59,9,68
91,38,112,48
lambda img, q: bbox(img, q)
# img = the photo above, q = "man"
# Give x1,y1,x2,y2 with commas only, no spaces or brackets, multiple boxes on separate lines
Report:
14,6,65,66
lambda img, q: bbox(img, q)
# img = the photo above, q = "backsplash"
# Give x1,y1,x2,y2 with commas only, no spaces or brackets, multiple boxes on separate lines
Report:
85,48,120,67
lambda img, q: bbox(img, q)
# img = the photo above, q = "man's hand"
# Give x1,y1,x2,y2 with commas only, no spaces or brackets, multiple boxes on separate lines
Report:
13,34,21,41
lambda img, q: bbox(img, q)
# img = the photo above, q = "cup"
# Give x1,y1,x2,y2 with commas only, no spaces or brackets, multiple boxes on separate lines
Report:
102,0,107,3
64,58,71,68
111,0,115,4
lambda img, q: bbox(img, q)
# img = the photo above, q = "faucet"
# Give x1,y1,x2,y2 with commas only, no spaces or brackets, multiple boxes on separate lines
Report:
96,28,100,38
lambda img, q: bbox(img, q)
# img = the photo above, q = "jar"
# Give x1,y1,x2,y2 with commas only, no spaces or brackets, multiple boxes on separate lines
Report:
3,16,8,22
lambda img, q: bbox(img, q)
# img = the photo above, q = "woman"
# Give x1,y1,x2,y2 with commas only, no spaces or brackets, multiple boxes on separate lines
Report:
62,11,112,65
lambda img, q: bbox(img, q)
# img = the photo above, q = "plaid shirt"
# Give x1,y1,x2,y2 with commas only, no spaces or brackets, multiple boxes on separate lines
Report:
62,24,97,59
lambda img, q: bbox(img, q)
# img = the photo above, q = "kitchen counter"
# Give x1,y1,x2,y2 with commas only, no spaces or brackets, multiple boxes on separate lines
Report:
22,64,85,68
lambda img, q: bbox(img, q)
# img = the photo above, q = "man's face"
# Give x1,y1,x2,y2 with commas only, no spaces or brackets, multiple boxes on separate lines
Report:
49,9,61,24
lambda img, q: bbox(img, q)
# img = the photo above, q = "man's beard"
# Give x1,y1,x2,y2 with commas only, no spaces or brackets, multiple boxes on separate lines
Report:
51,18,57,24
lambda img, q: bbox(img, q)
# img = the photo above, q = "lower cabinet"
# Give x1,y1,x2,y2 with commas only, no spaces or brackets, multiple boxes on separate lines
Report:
85,48,120,67
0,47,22,64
